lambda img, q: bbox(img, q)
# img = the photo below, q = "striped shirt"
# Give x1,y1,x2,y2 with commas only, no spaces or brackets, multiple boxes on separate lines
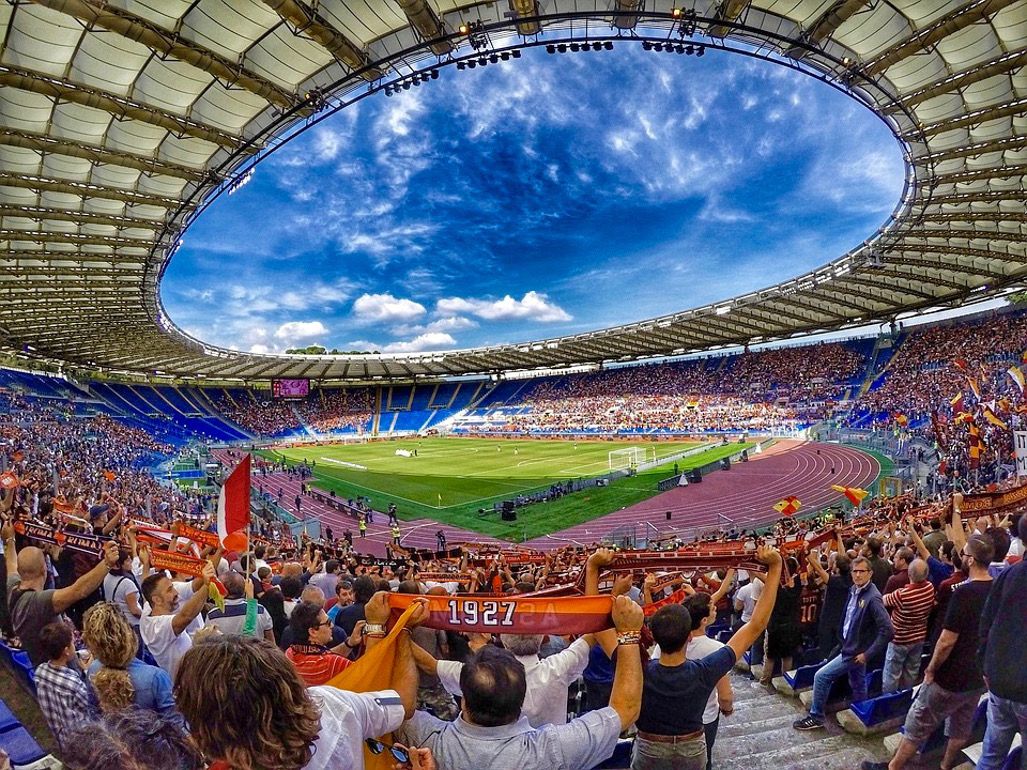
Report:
883,580,935,645
286,645,352,687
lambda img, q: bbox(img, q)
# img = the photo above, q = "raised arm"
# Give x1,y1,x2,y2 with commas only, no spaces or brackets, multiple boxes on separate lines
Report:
906,518,931,561
53,540,120,613
711,569,737,605
726,547,782,661
171,562,214,636
807,550,829,586
607,595,644,730
2,519,16,579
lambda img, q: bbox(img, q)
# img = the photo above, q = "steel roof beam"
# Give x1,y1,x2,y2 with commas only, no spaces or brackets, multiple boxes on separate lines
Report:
785,0,870,58
0,172,186,209
260,0,383,80
880,255,1013,280
764,296,849,323
925,189,1027,206
894,51,1027,110
0,230,156,250
892,242,1027,263
893,228,1027,244
931,163,1027,185
924,134,1027,163
0,64,245,150
0,206,162,230
708,0,752,38
913,97,1027,137
28,0,298,110
862,0,1021,77
394,0,454,55
921,211,1027,224
0,129,206,182
872,266,969,292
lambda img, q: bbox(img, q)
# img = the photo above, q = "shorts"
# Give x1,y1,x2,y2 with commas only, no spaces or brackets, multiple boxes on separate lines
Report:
902,681,984,744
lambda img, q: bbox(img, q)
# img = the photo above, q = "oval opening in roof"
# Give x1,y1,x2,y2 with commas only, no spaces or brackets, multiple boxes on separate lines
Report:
161,42,903,357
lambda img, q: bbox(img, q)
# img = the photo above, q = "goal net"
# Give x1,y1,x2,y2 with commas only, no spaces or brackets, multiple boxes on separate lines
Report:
608,446,657,472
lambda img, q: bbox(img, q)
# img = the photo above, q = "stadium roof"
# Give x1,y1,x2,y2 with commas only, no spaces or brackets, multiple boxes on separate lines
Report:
0,0,1024,381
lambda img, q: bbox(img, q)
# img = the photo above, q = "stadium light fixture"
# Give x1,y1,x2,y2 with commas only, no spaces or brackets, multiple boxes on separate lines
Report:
546,44,556,53
715,305,732,315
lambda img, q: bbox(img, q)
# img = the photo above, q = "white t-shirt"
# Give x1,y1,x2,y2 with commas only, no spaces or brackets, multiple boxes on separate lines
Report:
139,581,204,679
304,688,405,770
686,635,728,724
437,637,592,727
102,573,141,627
735,581,762,623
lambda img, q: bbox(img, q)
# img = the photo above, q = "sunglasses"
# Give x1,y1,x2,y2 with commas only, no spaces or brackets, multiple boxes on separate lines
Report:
365,738,409,763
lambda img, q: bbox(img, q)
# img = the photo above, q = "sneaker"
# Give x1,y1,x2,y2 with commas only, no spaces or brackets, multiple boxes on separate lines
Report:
860,763,890,770
793,715,825,731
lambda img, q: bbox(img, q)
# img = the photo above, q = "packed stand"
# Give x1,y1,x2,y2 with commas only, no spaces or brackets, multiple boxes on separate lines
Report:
477,341,866,435
2,436,1024,770
295,388,374,434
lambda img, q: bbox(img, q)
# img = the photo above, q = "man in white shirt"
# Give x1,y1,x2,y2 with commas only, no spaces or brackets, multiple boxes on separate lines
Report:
411,631,594,728
172,594,427,770
733,577,764,667
139,559,215,678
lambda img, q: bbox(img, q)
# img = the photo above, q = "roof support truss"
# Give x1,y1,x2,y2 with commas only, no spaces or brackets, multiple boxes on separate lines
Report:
0,128,206,182
28,0,298,109
0,64,245,150
0,172,185,209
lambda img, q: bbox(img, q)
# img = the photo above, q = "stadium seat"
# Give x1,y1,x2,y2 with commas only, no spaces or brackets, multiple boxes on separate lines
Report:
849,688,914,727
0,700,19,733
0,726,47,766
784,661,827,692
10,652,35,694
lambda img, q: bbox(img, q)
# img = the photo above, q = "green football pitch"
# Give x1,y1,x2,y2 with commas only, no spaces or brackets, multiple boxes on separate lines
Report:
263,437,756,540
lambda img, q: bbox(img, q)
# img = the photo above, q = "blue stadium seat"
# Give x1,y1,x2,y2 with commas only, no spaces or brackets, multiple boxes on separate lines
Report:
0,700,19,733
10,651,35,694
850,688,914,727
0,726,46,766
784,661,827,691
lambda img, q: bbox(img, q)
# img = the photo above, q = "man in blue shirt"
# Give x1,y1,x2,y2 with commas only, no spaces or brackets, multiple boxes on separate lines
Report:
794,555,893,730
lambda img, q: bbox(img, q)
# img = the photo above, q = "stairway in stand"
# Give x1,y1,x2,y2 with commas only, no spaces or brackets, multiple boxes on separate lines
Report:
711,671,893,770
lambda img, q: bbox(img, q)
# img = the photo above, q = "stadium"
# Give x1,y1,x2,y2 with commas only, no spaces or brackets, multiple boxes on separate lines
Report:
0,0,1025,769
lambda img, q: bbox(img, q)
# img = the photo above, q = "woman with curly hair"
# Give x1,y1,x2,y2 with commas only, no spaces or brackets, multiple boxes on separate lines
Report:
82,602,183,725
174,593,425,770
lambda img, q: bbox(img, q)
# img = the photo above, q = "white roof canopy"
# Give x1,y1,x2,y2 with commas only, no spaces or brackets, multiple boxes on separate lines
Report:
0,0,1024,380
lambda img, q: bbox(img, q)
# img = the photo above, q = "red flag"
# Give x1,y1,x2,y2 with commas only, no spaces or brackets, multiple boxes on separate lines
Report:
953,358,968,371
217,455,251,550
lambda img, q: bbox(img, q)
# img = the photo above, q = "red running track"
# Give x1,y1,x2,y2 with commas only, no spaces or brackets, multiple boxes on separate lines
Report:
523,440,880,548
214,441,878,557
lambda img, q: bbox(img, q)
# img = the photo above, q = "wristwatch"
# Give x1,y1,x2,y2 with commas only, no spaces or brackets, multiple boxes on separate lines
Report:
362,622,387,636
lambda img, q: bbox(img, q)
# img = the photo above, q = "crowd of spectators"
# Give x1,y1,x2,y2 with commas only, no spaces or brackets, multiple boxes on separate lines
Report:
207,388,373,438
484,342,865,434
2,404,1025,770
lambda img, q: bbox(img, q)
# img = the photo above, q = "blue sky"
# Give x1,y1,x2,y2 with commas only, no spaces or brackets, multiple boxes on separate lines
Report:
161,44,904,355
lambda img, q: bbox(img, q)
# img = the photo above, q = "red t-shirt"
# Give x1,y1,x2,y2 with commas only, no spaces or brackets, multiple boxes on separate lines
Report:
285,645,352,687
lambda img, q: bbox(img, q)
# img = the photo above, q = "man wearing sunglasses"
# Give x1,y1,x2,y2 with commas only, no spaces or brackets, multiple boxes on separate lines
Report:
794,555,893,731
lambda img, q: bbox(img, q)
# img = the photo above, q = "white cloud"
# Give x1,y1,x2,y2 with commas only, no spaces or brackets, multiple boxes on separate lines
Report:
274,320,328,342
392,316,478,336
436,291,572,323
352,293,427,323
382,332,457,353
312,128,343,161
250,343,271,354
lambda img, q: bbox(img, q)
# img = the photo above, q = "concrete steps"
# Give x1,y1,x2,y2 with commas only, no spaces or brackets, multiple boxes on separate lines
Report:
711,672,893,770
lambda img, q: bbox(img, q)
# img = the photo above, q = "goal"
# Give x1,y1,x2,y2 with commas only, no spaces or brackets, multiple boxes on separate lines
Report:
608,446,656,472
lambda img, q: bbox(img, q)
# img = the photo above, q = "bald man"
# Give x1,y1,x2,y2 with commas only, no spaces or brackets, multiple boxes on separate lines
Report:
3,520,120,666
